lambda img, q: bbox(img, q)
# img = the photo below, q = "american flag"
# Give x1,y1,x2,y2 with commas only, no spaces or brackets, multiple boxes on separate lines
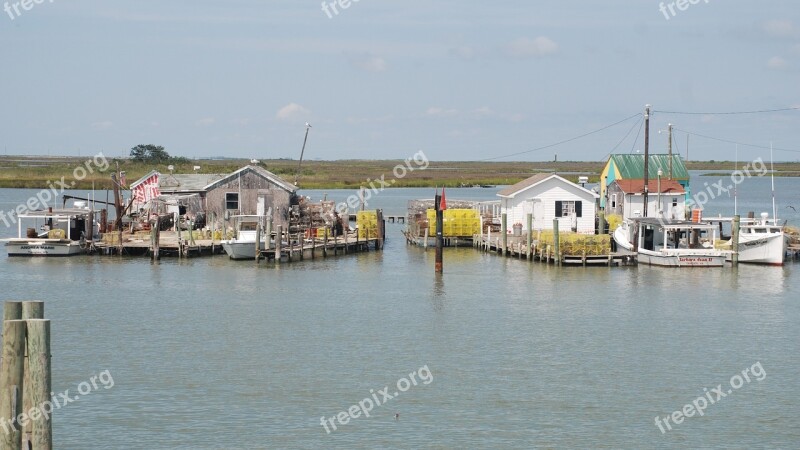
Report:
134,173,160,203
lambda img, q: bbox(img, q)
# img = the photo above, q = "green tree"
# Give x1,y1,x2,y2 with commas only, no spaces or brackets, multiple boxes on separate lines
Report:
130,144,171,162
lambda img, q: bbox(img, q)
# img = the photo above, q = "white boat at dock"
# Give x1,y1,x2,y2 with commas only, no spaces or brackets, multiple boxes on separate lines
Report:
614,218,729,267
221,215,271,260
3,207,99,257
707,213,787,266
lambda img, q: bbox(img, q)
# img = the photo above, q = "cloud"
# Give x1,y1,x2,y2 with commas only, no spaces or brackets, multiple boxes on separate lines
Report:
767,56,788,70
347,53,388,72
276,103,311,120
763,20,799,39
91,121,114,130
425,107,460,117
195,118,216,127
505,36,559,58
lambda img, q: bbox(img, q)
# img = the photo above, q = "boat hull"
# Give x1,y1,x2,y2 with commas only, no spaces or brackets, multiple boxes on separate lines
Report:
4,239,85,257
725,233,786,265
638,251,727,267
222,240,268,260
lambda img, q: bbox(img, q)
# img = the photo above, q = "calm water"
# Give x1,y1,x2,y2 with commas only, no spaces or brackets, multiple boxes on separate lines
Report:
0,173,798,449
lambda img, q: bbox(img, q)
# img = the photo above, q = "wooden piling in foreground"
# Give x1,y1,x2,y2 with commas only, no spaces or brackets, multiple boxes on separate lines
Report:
0,320,26,450
21,301,43,443
25,319,51,450
4,302,22,322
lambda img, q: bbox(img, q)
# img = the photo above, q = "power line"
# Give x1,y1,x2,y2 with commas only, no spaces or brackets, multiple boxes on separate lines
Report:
673,128,800,153
480,112,641,161
628,117,644,155
653,106,800,115
600,116,642,162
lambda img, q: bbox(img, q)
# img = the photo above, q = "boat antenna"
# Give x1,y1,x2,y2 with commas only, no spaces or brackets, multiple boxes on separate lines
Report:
770,141,777,221
294,122,312,186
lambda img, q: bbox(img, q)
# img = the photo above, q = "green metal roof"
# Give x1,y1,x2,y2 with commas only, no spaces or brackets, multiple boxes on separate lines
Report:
610,154,688,180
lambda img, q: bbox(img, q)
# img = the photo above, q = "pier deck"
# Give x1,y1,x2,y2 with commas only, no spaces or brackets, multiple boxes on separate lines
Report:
94,231,380,260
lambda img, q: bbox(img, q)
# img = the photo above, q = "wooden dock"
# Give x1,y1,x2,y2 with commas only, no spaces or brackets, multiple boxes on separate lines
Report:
473,234,631,266
94,230,381,260
403,230,474,248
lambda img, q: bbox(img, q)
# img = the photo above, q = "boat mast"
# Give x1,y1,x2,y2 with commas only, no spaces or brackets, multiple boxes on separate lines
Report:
643,104,650,217
770,142,777,221
734,144,738,216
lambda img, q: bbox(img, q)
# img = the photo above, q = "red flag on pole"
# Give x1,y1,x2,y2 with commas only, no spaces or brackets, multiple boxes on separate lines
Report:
440,187,447,211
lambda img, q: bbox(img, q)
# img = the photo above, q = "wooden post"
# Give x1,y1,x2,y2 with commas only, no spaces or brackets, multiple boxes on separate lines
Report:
435,194,443,274
732,215,740,267
4,302,22,322
25,319,51,450
553,218,560,266
376,209,385,251
265,215,273,250
598,211,606,235
20,301,43,446
423,227,429,250
255,223,261,263
526,213,533,261
1,319,26,450
501,213,508,256
275,225,282,264
323,227,328,258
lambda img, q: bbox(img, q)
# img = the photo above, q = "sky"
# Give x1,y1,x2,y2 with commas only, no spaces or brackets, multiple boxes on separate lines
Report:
1,0,799,162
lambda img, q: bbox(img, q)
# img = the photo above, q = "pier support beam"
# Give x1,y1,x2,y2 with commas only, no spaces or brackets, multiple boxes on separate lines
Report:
732,215,740,266
275,225,282,264
553,219,560,266
501,213,507,256
526,213,532,261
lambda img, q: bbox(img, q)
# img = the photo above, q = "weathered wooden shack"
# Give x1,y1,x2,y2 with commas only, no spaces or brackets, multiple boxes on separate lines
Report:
130,165,297,229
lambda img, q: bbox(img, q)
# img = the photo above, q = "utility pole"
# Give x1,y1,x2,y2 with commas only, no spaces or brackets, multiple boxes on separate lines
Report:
667,123,673,180
294,123,312,186
643,104,650,217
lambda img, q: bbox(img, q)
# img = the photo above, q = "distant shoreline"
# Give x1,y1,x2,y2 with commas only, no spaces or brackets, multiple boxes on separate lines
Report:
1,156,798,190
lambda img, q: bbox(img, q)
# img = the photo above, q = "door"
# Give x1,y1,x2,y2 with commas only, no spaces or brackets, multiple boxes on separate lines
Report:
532,200,544,229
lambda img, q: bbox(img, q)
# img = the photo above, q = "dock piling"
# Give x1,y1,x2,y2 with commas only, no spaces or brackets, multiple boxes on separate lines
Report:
553,219,560,266
526,213,532,261
732,215,740,266
501,213,507,256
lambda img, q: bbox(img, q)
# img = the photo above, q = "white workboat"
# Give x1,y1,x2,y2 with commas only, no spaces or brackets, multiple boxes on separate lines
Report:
614,218,729,267
708,213,787,266
3,208,98,257
221,215,271,260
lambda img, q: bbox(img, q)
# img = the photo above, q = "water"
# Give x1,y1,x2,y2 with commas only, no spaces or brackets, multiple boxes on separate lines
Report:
0,173,798,449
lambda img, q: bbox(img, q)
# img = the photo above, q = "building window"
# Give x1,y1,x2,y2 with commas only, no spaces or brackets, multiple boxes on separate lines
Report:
610,194,617,209
226,192,239,210
555,200,583,217
672,198,678,207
